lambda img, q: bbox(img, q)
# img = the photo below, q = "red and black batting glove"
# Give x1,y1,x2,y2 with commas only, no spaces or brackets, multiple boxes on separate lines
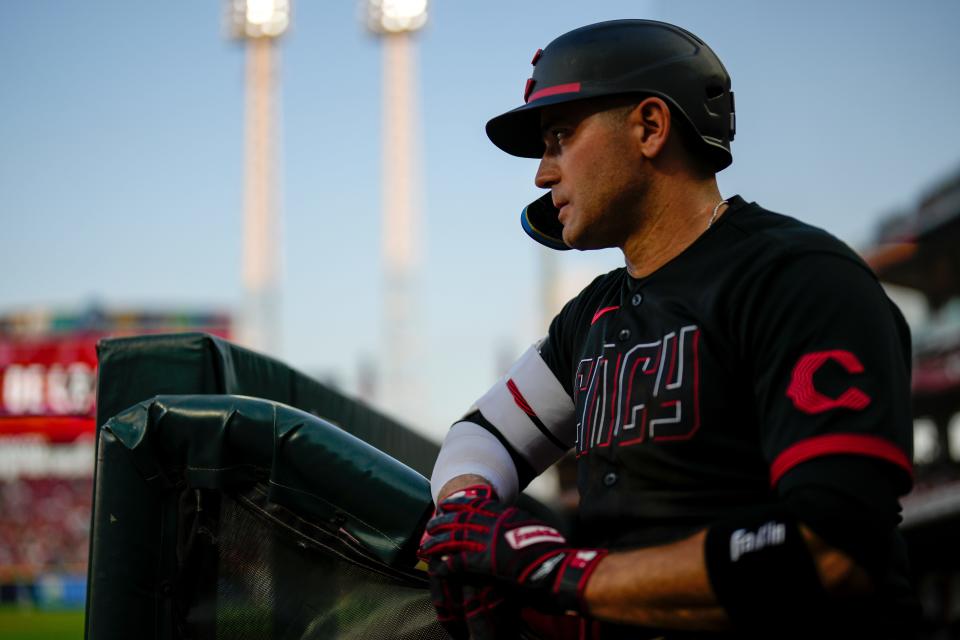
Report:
419,484,498,567
419,485,518,639
419,490,608,616
427,570,514,639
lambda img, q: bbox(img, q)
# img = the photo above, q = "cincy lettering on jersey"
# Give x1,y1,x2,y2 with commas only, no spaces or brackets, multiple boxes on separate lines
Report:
574,324,701,456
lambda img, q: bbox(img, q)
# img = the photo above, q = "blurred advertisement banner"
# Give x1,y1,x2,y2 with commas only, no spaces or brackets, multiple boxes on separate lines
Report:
0,338,98,419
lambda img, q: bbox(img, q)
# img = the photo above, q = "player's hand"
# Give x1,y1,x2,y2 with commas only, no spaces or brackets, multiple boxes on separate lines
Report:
420,485,519,639
419,484,498,558
419,488,608,615
430,574,519,640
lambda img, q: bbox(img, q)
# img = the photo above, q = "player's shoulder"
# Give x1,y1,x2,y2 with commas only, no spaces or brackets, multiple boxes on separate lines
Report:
540,267,626,377
723,196,873,277
580,267,625,296
565,267,625,311
550,267,625,329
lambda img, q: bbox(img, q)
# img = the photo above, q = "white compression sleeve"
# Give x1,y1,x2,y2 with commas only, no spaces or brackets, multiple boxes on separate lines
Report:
430,421,519,504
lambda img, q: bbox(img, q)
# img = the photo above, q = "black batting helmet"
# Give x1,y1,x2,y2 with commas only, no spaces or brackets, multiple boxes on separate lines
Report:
487,19,735,169
487,19,736,250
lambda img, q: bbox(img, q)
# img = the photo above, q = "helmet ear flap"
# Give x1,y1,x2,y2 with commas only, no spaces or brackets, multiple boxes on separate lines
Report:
521,194,569,251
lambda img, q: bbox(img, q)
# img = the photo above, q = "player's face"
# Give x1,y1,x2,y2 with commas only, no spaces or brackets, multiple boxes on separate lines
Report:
535,99,648,250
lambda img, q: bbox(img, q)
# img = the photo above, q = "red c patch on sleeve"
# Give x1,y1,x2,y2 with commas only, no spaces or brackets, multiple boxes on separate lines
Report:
786,350,871,414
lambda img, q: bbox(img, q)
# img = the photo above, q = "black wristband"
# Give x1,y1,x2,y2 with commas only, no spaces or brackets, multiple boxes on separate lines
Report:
704,507,827,635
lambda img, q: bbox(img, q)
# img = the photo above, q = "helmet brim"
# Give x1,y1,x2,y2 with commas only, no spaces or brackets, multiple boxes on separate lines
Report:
485,92,590,159
487,89,733,171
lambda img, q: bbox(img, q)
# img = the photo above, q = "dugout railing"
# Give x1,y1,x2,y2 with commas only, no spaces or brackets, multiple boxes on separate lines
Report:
85,333,571,639
84,333,451,639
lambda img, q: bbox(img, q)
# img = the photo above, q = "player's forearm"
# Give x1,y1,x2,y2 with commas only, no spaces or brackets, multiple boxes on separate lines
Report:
583,530,731,630
582,525,870,630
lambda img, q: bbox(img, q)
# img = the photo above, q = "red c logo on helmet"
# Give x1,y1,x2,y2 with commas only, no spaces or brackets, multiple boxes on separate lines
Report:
786,350,871,414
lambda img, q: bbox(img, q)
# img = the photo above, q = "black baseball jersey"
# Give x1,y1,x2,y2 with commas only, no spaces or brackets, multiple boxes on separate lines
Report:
446,195,918,633
536,195,913,549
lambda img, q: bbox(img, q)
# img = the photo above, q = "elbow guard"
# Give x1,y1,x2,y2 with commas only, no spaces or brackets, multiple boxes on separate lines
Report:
431,342,575,504
704,506,828,635
430,421,520,504
471,343,574,472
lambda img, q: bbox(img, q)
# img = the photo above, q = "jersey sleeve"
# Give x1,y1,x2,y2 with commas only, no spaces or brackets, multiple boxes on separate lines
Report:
482,270,617,469
431,273,611,500
743,251,914,494
538,272,614,397
430,342,577,503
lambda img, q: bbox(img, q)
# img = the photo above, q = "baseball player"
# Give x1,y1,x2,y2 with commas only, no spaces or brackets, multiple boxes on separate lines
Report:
419,20,918,639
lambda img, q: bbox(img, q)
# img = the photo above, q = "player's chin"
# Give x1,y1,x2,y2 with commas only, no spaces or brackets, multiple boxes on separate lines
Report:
561,224,585,250
562,226,603,251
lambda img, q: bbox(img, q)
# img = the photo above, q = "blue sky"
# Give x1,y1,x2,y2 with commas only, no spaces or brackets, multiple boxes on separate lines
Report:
2,1,959,439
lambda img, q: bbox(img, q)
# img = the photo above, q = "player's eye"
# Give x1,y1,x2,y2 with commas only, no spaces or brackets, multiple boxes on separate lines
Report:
543,127,572,151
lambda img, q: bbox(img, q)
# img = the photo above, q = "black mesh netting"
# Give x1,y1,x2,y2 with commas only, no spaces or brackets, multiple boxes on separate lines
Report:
180,485,448,640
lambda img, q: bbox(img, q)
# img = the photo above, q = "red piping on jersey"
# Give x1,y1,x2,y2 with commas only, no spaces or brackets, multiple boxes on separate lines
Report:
576,359,596,398
527,82,582,103
653,329,702,442
619,405,648,447
591,305,619,325
600,352,623,447
619,343,662,447
666,333,679,385
769,433,913,487
506,378,537,417
693,330,701,432
584,361,603,450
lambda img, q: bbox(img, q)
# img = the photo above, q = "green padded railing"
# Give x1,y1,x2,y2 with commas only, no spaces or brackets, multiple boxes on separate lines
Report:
85,333,445,640
86,395,437,640
94,333,440,477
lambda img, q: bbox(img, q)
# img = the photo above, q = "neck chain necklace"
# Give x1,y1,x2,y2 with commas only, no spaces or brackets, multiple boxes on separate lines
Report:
707,198,728,229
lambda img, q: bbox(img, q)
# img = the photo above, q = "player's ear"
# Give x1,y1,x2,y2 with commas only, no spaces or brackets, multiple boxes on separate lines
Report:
628,96,671,160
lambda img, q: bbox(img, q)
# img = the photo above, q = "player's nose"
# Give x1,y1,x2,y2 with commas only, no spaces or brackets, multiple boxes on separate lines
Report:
535,155,559,189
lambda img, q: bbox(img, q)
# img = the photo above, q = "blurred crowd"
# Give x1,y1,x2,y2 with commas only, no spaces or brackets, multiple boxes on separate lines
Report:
0,476,92,580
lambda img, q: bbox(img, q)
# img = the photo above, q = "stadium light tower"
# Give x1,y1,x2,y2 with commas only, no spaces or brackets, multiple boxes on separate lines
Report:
365,0,428,423
227,0,289,355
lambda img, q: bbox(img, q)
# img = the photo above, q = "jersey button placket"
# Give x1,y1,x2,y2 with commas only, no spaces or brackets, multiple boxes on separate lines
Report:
631,293,643,306
602,471,618,487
